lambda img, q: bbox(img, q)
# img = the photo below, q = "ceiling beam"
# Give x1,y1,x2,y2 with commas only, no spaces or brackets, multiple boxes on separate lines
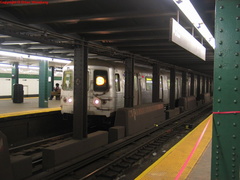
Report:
23,11,176,24
58,25,171,34
0,0,82,7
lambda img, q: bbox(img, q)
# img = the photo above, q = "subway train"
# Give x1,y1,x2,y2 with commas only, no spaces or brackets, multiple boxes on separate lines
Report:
0,64,62,98
60,59,205,121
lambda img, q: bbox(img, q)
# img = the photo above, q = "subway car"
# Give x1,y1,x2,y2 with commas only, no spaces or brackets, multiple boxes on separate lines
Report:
60,59,194,121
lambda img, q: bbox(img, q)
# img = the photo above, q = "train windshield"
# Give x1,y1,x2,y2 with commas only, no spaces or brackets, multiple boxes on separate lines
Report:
94,70,109,92
62,70,73,90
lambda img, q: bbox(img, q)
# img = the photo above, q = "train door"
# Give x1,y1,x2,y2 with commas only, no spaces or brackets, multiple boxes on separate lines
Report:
115,72,124,109
134,74,141,105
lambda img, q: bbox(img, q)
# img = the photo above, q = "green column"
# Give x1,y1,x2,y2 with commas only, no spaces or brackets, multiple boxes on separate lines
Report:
11,62,19,97
39,60,49,108
212,1,240,179
12,62,19,85
12,62,19,89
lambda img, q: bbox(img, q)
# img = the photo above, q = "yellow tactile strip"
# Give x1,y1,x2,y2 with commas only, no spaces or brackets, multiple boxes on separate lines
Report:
135,114,212,180
0,107,61,118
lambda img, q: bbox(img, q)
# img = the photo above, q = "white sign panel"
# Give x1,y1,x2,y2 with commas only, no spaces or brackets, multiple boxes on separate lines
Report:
170,18,206,60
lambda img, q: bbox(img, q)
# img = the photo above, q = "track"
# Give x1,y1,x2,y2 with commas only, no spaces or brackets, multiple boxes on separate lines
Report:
0,110,72,146
74,104,212,180
25,103,212,180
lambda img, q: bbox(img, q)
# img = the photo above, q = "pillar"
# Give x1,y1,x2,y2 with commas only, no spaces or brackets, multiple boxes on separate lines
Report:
190,73,194,96
170,68,176,109
124,57,134,108
73,41,88,139
152,64,160,102
182,71,187,97
39,60,48,108
211,1,240,179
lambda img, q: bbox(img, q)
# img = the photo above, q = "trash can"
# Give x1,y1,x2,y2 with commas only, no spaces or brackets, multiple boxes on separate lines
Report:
13,84,24,103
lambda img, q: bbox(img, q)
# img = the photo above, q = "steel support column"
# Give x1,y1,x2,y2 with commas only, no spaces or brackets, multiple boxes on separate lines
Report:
206,78,209,93
197,75,201,99
182,71,187,97
39,60,48,108
212,1,240,179
202,76,206,94
170,68,176,109
73,41,88,139
190,73,194,96
12,62,19,85
11,62,19,97
124,57,134,108
152,64,160,102
50,66,54,91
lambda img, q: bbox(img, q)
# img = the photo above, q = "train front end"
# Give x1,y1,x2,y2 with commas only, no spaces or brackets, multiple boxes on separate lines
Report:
60,60,117,119
61,63,74,115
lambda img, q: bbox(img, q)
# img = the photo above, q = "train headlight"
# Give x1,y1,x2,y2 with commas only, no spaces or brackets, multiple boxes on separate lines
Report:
63,97,73,103
96,76,105,86
68,97,73,103
93,97,101,107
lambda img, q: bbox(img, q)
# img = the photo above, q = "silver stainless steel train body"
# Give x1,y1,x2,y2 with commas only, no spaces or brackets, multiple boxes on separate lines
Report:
60,59,187,118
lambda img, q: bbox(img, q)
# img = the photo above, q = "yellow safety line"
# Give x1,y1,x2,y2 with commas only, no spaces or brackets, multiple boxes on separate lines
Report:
135,114,212,180
0,97,38,100
0,107,61,118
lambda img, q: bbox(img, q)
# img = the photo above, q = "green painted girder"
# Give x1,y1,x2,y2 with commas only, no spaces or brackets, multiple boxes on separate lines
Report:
212,1,240,180
11,62,19,85
39,60,49,108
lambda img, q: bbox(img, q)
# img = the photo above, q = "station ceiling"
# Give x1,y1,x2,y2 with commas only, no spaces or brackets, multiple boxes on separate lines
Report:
0,0,215,75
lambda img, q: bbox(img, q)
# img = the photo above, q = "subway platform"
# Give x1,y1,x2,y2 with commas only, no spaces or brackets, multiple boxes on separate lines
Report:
0,97,61,118
135,115,212,180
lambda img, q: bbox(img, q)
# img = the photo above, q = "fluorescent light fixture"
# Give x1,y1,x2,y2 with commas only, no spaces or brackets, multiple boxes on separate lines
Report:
19,65,40,70
52,58,71,64
0,35,10,38
173,0,215,49
0,50,28,58
0,50,71,64
29,55,52,61
0,63,12,67
1,41,40,45
28,45,63,50
49,49,73,53
66,53,74,57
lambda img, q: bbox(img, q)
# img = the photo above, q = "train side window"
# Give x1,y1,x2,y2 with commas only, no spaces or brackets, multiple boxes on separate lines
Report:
145,77,152,91
62,70,73,90
94,70,109,92
134,75,138,91
115,74,120,92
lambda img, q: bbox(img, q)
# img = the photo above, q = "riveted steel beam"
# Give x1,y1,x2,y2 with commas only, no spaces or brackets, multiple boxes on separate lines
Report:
182,71,187,97
39,60,48,108
190,73,195,96
170,68,176,109
124,56,134,108
73,41,88,139
212,1,240,179
152,63,160,102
